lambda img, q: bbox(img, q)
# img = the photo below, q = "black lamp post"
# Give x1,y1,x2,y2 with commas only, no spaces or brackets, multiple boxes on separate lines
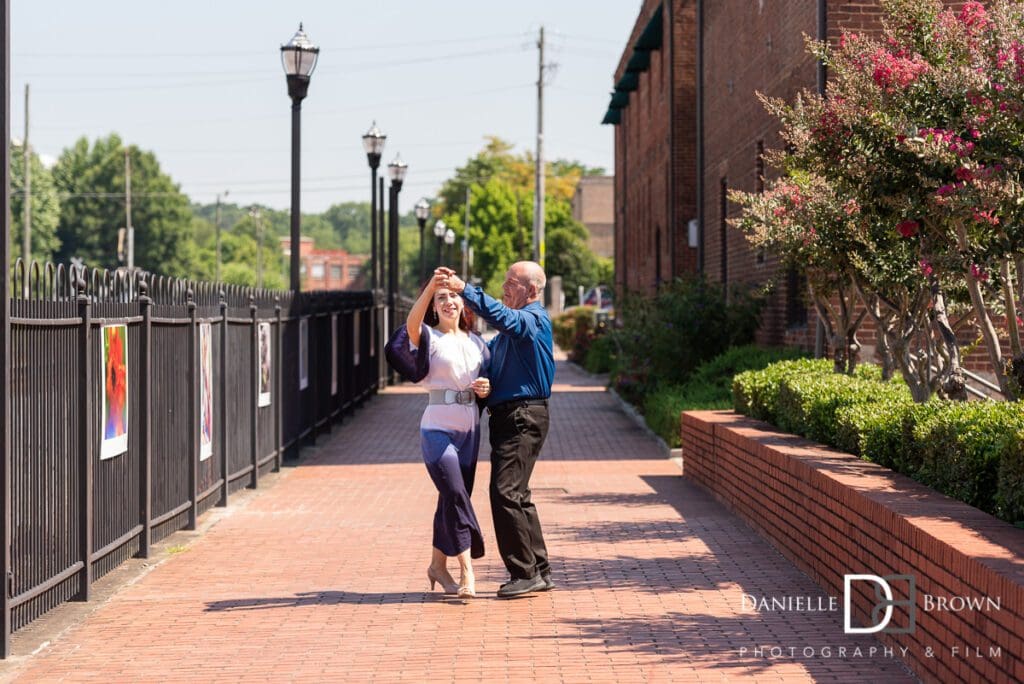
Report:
362,122,386,291
386,154,407,324
280,23,319,292
433,219,447,267
414,198,430,285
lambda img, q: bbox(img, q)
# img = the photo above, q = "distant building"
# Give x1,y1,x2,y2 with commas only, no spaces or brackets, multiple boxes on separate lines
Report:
571,176,614,260
280,236,368,291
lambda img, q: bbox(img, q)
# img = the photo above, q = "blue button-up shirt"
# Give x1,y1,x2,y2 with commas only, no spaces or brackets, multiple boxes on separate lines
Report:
460,284,555,407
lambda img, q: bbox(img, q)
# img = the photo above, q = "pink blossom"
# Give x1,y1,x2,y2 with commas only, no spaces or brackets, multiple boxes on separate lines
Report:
773,207,786,217
970,129,981,139
972,209,999,226
955,167,974,182
936,184,956,197
970,264,989,281
843,199,859,216
920,260,934,276
992,83,1005,93
958,2,990,32
870,48,928,91
896,220,919,238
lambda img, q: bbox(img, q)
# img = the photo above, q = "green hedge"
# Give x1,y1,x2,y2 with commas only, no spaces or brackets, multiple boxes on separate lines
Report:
732,360,1024,525
643,345,807,447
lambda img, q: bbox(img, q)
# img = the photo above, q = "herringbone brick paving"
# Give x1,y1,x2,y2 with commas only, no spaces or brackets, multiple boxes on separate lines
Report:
3,358,916,682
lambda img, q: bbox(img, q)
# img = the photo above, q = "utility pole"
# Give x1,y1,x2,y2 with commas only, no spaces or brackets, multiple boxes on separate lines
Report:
125,147,134,270
250,207,264,288
215,191,228,281
462,186,470,280
533,25,546,269
20,83,28,273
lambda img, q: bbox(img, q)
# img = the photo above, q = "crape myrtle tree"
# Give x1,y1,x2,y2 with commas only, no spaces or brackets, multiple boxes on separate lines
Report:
731,0,1024,401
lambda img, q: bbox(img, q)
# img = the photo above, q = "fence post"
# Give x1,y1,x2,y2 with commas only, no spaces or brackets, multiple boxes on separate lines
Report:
250,296,259,489
275,297,282,472
186,289,198,531
75,277,93,601
218,290,228,506
137,280,152,558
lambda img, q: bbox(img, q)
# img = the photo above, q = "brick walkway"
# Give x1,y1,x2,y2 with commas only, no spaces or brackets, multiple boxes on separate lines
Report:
3,360,916,683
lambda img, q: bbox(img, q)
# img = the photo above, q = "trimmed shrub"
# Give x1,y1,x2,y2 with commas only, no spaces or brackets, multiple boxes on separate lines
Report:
775,373,912,445
914,402,1024,516
732,358,1024,524
644,345,807,447
732,358,832,422
996,429,1024,526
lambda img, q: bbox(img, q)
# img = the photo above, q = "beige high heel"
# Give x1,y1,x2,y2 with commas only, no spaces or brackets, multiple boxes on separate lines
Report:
427,566,459,594
457,572,476,599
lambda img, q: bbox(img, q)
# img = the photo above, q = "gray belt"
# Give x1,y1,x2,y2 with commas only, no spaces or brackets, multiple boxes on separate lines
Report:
428,388,475,406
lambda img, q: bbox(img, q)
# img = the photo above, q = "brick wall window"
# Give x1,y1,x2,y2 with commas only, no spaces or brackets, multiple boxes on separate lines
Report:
719,177,728,285
655,227,662,286
331,265,343,280
785,267,808,327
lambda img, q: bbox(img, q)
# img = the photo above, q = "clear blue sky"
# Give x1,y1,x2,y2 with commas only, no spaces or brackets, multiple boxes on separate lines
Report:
11,1,640,212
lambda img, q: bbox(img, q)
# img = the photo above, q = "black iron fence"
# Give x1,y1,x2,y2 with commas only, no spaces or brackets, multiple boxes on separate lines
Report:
2,261,382,652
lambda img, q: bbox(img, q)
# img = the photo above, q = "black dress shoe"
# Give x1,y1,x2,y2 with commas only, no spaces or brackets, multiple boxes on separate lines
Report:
496,575,545,598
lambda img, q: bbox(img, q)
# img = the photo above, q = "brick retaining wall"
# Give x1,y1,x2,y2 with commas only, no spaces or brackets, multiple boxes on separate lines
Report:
681,410,1024,683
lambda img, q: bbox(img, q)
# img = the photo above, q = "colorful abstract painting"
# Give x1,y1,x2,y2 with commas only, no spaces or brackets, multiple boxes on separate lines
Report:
299,318,309,390
331,313,338,396
199,323,213,460
258,322,272,407
100,324,129,459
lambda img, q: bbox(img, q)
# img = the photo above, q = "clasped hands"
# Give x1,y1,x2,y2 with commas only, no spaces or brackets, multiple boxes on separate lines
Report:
471,377,491,399
433,267,465,294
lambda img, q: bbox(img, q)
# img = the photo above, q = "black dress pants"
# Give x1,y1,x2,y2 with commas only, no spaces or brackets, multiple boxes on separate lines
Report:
488,401,550,580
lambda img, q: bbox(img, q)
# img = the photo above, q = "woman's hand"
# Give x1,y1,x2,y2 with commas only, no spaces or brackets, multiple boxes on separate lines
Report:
471,377,491,399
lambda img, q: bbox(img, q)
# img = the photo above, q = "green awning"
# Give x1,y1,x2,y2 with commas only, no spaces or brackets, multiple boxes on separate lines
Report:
602,109,621,125
616,72,639,92
635,4,664,51
626,50,650,73
609,90,629,109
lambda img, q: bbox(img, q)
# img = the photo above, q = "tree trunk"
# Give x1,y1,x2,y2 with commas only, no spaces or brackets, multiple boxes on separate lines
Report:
929,275,967,401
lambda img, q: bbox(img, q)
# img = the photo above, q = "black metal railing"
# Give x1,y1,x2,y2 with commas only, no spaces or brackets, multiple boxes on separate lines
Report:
2,261,379,650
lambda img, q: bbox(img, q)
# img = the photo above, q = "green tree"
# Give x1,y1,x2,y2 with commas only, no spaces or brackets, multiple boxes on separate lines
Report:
54,134,195,276
10,141,61,265
435,139,607,297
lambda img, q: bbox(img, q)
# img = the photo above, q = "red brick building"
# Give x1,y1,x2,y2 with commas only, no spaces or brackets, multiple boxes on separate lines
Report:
606,1,897,347
280,236,368,291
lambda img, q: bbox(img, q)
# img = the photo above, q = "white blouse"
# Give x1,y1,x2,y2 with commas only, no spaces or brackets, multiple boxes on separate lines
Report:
412,327,486,432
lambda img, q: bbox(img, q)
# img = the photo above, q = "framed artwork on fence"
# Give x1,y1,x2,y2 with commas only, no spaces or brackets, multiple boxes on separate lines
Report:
299,317,309,390
353,312,360,366
331,313,338,396
258,322,272,407
100,324,129,460
199,323,213,461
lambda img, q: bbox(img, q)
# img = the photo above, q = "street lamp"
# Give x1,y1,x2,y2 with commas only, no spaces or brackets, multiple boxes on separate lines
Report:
433,219,446,269
280,23,319,292
386,153,407,331
444,227,456,265
362,121,386,291
414,198,430,285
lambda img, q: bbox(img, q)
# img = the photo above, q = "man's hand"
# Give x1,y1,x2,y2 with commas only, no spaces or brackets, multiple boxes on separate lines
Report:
433,267,466,293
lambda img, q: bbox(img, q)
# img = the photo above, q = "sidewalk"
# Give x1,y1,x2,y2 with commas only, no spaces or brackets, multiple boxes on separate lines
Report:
3,360,915,683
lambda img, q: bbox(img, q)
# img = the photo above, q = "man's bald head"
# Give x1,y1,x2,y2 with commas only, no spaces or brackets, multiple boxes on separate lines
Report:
502,261,547,309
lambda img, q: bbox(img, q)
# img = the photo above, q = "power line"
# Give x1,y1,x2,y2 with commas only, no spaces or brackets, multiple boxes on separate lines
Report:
14,33,530,60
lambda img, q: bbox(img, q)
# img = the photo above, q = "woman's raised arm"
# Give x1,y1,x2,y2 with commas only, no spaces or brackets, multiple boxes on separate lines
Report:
406,281,436,348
